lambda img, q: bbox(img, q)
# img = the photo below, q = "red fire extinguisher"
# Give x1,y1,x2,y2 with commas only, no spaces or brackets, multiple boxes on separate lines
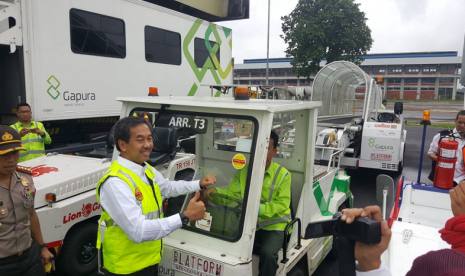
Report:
434,136,458,189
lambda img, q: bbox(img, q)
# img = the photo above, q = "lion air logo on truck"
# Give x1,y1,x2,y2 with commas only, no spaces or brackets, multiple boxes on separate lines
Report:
63,202,101,224
47,75,96,104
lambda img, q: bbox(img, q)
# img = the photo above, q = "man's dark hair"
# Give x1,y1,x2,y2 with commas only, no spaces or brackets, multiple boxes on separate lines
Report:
270,130,279,149
17,103,31,110
113,117,152,151
456,110,465,119
382,100,387,104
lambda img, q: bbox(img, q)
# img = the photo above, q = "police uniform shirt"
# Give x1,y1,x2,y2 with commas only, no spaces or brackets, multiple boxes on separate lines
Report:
0,170,35,258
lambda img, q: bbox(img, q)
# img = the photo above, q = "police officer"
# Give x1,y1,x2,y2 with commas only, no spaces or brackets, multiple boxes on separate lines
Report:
0,125,55,276
205,130,292,276
10,103,52,162
96,117,216,275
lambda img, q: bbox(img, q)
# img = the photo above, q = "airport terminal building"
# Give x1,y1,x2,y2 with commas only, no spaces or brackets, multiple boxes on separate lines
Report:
233,51,463,100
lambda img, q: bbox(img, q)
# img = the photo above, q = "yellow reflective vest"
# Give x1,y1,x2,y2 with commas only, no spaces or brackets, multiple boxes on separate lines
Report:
96,161,164,274
214,162,292,231
11,121,52,162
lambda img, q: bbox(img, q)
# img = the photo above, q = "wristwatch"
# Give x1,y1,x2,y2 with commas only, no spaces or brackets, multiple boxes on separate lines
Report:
179,212,189,226
40,243,47,249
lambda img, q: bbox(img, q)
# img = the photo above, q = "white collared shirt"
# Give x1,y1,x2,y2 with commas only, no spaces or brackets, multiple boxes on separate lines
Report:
428,128,465,184
99,156,200,243
356,261,392,276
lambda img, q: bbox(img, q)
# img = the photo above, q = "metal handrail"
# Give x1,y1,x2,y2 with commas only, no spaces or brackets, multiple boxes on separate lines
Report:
281,218,302,264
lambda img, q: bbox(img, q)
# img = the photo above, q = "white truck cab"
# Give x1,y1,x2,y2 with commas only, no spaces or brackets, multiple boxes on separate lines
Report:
95,96,353,276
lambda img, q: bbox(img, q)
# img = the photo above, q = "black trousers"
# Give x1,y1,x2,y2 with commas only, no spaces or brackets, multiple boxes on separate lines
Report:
254,230,284,276
0,242,46,276
104,264,158,276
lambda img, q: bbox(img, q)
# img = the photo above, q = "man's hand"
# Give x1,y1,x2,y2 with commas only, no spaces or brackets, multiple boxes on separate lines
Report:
183,191,206,222
199,174,216,188
450,181,465,217
204,188,217,199
19,128,30,137
341,206,392,272
31,128,44,136
41,247,56,272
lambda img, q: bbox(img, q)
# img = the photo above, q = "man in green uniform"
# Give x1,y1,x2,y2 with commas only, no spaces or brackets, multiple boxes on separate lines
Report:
0,125,55,275
205,130,292,276
11,103,51,162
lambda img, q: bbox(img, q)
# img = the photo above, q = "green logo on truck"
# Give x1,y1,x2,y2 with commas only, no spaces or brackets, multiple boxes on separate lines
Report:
47,75,61,100
183,20,232,96
368,138,375,147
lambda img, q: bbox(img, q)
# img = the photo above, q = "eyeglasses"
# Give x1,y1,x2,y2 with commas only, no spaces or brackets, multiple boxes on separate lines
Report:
18,111,31,114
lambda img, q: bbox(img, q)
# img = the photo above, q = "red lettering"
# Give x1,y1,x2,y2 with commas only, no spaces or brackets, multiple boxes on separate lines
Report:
216,264,222,275
209,262,215,273
173,251,178,263
203,260,208,272
179,253,184,265
93,202,100,211
191,255,196,268
71,214,76,220
63,214,70,224
197,258,202,270
185,254,190,267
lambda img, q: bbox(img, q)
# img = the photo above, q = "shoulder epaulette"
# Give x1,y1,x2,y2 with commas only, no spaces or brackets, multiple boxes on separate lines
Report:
16,165,33,175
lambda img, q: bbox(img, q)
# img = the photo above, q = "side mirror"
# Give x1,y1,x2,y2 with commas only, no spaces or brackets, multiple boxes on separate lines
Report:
394,102,403,115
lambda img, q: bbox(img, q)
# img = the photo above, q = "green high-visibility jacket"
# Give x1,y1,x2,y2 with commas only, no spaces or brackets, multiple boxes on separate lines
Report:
214,162,292,231
96,161,164,275
11,121,51,162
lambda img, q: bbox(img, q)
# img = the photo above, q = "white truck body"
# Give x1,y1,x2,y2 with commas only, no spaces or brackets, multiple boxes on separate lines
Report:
313,61,407,172
383,179,453,275
94,96,353,276
0,0,232,123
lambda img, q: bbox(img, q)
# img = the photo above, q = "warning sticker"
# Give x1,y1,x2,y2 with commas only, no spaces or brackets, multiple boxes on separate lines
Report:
440,148,456,159
232,154,246,169
438,162,454,169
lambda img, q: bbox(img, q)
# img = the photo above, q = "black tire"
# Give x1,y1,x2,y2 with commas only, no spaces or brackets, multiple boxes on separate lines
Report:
56,222,98,276
287,265,306,276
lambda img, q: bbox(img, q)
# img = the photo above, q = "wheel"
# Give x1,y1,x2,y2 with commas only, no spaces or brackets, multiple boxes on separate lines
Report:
56,222,98,276
287,265,306,276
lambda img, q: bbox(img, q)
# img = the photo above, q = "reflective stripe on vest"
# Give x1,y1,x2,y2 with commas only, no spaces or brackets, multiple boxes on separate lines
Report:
20,150,46,157
260,166,282,204
258,213,292,228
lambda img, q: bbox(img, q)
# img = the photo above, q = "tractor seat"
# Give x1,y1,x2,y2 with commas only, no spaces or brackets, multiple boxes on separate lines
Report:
146,127,179,167
377,113,398,123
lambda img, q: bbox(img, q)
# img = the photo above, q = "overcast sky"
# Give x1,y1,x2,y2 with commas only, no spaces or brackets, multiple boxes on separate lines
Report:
221,0,465,64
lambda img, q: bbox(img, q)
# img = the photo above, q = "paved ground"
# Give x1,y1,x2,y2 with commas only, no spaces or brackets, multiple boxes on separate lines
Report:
353,101,463,123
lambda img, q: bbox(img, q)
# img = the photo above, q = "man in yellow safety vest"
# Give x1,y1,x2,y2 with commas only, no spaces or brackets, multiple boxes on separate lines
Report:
205,130,292,276
96,116,216,275
10,103,51,162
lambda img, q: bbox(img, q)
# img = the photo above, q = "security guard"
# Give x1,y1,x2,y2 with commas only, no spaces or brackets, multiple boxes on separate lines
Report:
206,130,292,276
0,125,55,276
11,103,51,162
96,117,216,275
